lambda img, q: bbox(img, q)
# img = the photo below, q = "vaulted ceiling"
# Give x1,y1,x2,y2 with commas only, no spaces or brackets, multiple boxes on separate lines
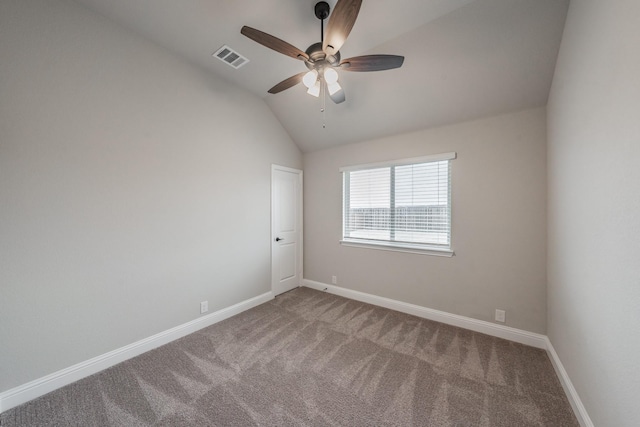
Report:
72,0,569,152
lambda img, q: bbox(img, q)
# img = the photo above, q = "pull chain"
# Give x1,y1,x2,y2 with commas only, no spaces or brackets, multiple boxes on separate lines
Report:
321,80,326,128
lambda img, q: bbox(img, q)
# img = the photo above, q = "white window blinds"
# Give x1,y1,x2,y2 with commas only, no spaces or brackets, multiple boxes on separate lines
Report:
342,153,455,251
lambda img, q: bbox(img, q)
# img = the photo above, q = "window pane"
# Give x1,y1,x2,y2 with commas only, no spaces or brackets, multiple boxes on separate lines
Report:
345,167,391,241
394,161,449,245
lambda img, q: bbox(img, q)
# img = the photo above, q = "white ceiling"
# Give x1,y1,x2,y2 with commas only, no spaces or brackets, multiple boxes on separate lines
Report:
72,0,569,152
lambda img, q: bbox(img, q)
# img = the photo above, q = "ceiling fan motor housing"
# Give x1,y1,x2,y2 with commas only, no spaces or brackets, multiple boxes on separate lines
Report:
305,42,341,70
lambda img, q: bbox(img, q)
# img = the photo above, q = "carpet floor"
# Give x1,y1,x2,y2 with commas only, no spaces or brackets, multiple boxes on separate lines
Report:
1,287,579,426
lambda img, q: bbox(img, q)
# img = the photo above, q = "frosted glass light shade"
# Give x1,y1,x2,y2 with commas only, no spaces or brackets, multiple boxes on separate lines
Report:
324,68,339,84
303,70,318,89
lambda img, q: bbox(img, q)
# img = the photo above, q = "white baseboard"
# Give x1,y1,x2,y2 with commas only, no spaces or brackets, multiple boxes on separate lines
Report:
545,338,594,427
0,291,274,414
302,279,594,427
302,279,547,348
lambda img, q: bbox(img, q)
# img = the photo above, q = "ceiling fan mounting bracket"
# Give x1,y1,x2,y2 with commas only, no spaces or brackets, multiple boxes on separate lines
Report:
314,2,330,20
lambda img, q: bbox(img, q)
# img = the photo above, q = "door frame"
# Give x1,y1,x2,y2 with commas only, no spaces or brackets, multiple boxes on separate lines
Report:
271,164,303,295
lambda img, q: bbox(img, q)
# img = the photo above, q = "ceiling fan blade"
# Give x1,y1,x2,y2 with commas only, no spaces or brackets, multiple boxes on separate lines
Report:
328,86,346,104
241,26,309,61
268,72,307,94
340,55,405,72
323,0,362,56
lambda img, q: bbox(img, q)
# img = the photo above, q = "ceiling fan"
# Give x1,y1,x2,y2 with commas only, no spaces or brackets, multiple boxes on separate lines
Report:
241,0,404,104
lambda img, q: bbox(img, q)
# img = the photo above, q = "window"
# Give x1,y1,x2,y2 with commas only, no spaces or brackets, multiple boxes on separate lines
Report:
341,152,455,256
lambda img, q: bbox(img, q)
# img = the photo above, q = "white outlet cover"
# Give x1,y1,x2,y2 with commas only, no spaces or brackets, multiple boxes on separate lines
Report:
495,309,506,323
200,301,208,314
332,276,337,285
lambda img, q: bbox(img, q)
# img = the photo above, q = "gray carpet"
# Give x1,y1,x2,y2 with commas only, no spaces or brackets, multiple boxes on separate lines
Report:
1,287,579,426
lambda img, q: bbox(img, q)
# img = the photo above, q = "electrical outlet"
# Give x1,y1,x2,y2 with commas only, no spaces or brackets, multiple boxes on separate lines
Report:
495,309,506,323
200,301,208,314
331,275,337,285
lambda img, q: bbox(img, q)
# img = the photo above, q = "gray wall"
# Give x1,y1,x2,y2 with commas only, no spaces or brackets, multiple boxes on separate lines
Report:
304,108,547,334
547,0,640,425
0,0,301,392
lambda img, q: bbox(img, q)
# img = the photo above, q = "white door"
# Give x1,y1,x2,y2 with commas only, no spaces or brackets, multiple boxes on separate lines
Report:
271,165,302,296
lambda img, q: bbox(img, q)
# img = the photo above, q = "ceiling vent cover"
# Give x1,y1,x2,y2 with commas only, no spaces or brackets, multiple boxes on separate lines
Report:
213,45,249,69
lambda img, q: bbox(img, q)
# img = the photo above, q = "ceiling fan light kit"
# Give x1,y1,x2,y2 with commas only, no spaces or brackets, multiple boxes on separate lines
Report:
241,0,404,105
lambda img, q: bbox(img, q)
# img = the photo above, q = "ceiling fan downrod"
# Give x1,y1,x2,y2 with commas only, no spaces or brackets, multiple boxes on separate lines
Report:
315,1,330,43
313,2,331,126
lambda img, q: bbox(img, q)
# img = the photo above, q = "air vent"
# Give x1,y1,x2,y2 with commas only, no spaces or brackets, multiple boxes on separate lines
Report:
213,45,249,69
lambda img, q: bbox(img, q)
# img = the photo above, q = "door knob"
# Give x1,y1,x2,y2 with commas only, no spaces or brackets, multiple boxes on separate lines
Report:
275,237,284,242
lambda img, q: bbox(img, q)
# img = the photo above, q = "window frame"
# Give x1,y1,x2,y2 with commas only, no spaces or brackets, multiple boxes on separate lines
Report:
340,152,456,257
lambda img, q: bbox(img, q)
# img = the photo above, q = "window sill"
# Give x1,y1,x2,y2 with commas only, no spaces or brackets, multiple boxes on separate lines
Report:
340,239,455,257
